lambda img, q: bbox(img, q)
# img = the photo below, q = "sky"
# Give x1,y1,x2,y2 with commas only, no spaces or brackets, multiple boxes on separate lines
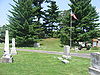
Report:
0,0,100,26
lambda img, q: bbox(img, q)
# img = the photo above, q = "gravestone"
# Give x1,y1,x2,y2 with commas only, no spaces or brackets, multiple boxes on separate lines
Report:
4,30,10,56
57,57,63,61
62,45,71,59
11,38,17,55
75,46,79,52
62,59,69,64
63,45,70,56
89,52,100,75
34,43,40,47
0,30,13,63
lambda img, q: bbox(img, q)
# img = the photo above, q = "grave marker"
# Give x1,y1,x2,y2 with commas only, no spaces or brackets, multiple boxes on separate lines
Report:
11,38,17,55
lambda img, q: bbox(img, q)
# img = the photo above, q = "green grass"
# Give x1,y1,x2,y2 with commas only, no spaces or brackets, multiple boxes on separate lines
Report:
18,38,64,52
1,38,100,53
17,38,100,53
0,49,90,75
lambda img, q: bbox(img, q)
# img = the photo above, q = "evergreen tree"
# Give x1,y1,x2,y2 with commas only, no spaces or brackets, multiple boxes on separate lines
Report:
59,10,70,45
43,0,59,37
97,30,100,37
60,0,100,45
69,0,99,43
0,25,7,42
31,0,46,38
8,0,43,46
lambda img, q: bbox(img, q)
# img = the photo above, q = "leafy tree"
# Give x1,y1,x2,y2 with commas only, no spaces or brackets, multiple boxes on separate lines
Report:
43,0,59,37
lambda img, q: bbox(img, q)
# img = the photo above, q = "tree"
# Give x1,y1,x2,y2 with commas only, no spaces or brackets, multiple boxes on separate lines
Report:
97,30,100,37
43,0,59,38
69,0,99,43
8,0,44,46
31,0,46,38
59,10,71,45
0,25,7,43
60,0,100,46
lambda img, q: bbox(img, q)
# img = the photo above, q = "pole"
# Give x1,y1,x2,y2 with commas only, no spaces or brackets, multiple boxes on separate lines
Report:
70,10,72,48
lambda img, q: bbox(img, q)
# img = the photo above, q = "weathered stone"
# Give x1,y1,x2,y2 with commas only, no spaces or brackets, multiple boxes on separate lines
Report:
0,30,13,63
91,52,100,69
57,57,63,60
62,55,71,59
89,52,100,75
4,30,10,55
63,45,70,56
74,47,79,52
0,56,13,63
11,38,17,55
34,43,40,47
89,67,100,75
62,59,69,64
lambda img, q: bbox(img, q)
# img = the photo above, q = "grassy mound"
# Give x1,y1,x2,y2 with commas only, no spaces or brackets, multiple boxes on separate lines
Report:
18,38,63,52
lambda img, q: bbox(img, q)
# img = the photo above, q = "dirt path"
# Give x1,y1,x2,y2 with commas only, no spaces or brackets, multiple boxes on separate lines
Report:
17,49,90,58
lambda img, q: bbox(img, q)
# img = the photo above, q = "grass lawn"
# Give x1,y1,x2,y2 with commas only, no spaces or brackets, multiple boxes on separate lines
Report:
1,38,100,53
17,38,100,53
18,38,64,52
0,49,90,75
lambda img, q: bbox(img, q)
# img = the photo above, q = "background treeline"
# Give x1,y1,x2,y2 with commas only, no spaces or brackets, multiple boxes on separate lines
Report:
0,0,100,47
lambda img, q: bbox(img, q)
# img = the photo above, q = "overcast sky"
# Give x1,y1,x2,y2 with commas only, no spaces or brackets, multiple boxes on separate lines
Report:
0,0,100,26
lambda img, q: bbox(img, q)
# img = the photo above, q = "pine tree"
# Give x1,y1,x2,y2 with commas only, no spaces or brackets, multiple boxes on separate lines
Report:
59,10,71,45
60,0,100,46
31,0,46,38
0,25,7,42
8,0,43,46
70,0,99,42
43,0,59,37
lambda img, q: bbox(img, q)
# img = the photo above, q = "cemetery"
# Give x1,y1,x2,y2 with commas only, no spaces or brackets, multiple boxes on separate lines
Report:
0,0,100,75
0,30,97,75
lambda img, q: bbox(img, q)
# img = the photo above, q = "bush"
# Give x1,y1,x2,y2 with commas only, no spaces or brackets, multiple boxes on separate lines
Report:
91,47,100,50
16,36,40,47
60,34,69,45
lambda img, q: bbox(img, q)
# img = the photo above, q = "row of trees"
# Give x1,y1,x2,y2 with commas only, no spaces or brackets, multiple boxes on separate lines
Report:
0,0,100,47
7,0,59,46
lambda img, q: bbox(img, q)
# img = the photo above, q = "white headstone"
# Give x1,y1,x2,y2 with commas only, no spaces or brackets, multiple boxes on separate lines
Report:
98,41,100,47
64,45,70,56
57,57,63,61
0,30,13,63
75,46,79,52
62,59,69,64
11,38,17,55
62,55,71,59
4,30,10,58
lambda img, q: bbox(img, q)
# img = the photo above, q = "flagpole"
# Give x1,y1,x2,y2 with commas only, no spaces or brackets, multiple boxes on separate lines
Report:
70,10,72,49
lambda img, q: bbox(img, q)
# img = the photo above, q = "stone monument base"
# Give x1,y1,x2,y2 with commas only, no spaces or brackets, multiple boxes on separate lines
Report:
11,52,17,55
0,56,13,63
89,67,100,75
